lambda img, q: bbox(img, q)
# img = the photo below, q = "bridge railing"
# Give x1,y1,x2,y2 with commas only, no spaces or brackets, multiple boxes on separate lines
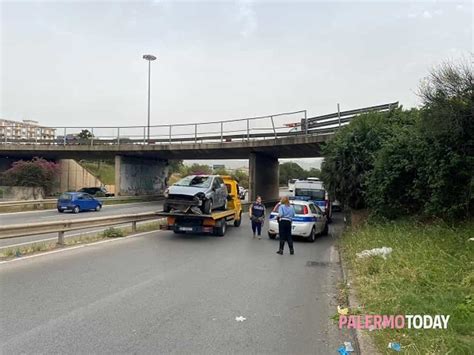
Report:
0,102,398,146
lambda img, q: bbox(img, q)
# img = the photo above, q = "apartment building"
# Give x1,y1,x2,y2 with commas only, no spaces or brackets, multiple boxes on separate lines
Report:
0,119,56,141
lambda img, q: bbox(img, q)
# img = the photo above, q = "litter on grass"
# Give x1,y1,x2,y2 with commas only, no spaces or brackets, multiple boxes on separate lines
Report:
388,342,401,352
356,247,393,259
344,341,354,352
337,345,349,355
235,316,246,322
337,305,349,315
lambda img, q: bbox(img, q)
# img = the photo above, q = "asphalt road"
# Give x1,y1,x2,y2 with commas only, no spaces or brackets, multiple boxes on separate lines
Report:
0,212,354,354
0,201,164,248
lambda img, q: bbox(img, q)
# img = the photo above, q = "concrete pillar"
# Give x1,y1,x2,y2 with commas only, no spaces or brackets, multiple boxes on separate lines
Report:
248,152,279,202
115,155,168,196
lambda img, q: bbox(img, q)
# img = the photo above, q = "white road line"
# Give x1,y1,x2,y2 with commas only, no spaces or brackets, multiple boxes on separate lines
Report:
0,229,163,265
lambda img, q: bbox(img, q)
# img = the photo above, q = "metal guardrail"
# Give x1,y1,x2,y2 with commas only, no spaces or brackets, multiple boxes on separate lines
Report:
0,200,279,247
0,102,398,146
0,195,162,208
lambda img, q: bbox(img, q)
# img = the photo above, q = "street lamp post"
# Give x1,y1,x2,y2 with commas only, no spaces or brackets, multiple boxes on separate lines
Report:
143,54,157,142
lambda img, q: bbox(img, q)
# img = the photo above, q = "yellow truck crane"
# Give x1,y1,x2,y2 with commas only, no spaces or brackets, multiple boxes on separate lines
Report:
158,176,242,237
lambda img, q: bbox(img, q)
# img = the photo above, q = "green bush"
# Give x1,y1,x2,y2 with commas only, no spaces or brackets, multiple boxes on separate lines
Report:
101,227,124,238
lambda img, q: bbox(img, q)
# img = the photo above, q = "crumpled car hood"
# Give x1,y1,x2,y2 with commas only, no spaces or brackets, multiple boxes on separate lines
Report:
168,185,209,196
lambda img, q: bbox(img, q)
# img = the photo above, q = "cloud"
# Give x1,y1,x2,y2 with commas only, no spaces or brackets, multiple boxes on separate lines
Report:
456,4,463,10
236,0,257,37
422,10,432,19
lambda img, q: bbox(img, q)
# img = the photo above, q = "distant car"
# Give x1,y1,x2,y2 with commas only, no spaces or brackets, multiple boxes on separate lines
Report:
78,187,114,197
163,175,228,214
267,200,328,242
57,192,102,213
288,179,297,192
332,200,342,212
293,179,332,220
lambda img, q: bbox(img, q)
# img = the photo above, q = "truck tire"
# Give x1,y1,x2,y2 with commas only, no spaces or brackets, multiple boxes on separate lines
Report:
233,211,242,227
163,203,170,213
216,220,227,237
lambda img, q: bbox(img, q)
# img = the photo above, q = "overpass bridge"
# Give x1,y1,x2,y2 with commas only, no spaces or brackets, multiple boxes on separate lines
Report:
0,102,397,200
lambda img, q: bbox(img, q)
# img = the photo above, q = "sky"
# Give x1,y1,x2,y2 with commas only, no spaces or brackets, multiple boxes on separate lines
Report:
0,0,472,130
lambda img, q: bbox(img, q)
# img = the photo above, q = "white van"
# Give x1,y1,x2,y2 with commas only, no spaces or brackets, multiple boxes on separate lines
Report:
293,180,332,220
288,179,297,192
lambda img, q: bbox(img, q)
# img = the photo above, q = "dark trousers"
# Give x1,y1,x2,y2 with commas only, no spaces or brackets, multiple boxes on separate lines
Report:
251,220,262,235
278,220,294,251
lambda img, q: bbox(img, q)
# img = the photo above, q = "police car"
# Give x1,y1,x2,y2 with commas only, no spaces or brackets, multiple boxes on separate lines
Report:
268,199,329,242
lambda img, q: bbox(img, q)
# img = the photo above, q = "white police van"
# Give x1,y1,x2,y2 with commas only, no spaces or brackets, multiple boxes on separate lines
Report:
268,199,328,242
293,179,332,221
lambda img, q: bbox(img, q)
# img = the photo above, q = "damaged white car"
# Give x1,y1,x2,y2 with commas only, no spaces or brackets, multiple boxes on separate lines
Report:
163,175,228,214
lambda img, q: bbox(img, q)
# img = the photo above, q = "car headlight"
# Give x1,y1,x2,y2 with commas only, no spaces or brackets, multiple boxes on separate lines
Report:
164,188,169,198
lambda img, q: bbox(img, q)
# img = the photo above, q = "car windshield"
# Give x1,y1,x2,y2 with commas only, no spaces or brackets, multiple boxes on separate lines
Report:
175,176,212,188
59,193,72,200
295,188,326,200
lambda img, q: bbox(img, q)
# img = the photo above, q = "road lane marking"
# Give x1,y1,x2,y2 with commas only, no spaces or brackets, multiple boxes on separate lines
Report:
0,229,163,265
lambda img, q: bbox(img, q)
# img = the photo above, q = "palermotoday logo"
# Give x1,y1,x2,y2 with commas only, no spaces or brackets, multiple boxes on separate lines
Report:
339,314,450,330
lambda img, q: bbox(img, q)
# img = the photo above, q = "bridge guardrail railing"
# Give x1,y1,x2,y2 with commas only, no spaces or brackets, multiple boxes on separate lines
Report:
0,200,279,247
0,102,398,146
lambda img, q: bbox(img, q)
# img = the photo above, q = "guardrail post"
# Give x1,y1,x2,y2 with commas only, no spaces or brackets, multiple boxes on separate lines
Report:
337,103,341,128
91,128,94,146
304,110,308,135
169,125,172,144
117,127,120,144
57,231,65,246
143,126,146,144
247,119,250,141
194,124,197,143
132,221,137,233
220,122,223,142
63,128,67,145
270,116,276,139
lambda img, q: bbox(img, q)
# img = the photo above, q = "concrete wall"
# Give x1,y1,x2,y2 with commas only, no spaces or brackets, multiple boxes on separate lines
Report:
55,159,114,193
0,186,44,200
115,156,168,196
248,153,279,202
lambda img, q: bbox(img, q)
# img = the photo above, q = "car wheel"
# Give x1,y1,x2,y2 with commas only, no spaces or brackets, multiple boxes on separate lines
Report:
268,232,277,239
95,204,102,212
57,208,64,213
233,211,242,227
73,206,80,214
163,203,170,213
322,222,329,236
221,199,228,211
203,199,213,214
308,227,316,242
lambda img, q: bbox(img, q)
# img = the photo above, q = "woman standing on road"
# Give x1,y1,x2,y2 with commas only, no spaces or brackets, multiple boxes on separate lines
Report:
277,196,295,255
250,195,265,239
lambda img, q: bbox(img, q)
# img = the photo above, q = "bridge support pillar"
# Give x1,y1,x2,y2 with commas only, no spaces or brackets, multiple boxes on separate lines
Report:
249,153,279,202
115,156,168,196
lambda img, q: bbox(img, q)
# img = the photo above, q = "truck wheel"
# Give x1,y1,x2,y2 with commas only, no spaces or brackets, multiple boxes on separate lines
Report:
203,199,212,214
233,211,242,227
163,203,170,213
216,220,227,236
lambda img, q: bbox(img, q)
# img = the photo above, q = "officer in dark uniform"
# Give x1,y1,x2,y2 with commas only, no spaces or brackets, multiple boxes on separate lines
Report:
250,195,265,239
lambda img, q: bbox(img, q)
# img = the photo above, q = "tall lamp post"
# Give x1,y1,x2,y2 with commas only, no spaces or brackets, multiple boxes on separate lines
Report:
143,54,157,142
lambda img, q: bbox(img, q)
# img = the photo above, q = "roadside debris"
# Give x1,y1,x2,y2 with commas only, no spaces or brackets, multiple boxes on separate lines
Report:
388,342,401,352
344,341,354,352
235,316,246,322
356,247,393,259
337,305,349,315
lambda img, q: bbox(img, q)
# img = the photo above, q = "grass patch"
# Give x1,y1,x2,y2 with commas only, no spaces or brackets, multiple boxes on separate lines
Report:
80,160,115,185
341,218,474,354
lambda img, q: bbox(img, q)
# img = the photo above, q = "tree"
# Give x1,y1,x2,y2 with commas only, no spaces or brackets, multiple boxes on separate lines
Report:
1,157,60,195
232,169,249,189
78,129,94,140
180,163,212,176
279,162,306,186
168,160,184,176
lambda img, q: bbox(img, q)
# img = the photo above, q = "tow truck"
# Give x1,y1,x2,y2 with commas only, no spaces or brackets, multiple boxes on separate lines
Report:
158,176,243,237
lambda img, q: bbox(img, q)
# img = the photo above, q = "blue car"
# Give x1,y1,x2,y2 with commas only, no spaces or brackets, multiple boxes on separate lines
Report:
57,192,102,213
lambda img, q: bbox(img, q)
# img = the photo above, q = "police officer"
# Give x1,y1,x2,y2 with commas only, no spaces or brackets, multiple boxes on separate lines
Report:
277,196,295,255
250,195,265,239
